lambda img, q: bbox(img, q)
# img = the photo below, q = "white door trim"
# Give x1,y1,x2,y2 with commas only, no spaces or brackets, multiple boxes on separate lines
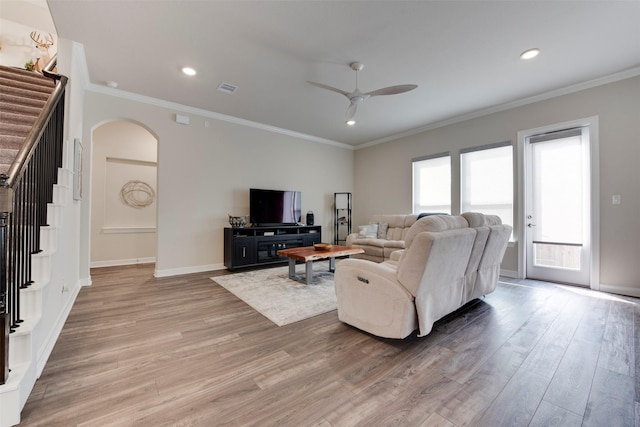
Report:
516,116,600,290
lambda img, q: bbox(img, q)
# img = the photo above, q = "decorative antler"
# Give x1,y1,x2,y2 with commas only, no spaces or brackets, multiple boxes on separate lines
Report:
29,31,54,49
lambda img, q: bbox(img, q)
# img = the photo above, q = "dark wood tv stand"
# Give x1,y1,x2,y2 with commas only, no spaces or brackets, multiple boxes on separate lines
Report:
224,225,322,270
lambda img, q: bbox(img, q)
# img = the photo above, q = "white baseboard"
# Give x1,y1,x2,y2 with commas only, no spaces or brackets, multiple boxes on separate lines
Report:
500,269,519,278
154,263,226,278
36,284,81,377
90,257,156,268
599,283,640,298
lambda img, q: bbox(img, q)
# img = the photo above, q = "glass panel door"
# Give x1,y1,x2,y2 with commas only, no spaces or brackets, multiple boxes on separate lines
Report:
525,128,590,286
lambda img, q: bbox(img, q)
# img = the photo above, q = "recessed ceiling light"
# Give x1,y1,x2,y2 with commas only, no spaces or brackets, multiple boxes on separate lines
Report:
346,120,356,126
182,67,197,76
520,48,540,60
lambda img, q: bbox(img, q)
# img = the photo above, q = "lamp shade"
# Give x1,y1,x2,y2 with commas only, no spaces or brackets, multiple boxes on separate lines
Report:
335,193,350,209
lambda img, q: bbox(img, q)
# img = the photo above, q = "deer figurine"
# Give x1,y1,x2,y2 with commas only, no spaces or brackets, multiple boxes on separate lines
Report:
29,31,55,72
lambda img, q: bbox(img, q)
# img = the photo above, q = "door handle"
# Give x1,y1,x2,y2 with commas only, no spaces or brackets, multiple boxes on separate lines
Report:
527,223,536,228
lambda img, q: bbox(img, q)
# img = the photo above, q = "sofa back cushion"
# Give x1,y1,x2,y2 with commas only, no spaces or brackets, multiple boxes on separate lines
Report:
402,215,468,248
370,214,418,241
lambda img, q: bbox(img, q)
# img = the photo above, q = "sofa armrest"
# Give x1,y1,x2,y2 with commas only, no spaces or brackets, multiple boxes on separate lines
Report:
389,249,404,262
346,233,360,246
335,259,416,338
335,259,413,300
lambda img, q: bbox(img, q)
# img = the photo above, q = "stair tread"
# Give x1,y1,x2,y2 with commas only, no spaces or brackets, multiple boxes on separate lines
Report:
0,65,55,84
0,92,47,109
0,76,54,94
0,69,55,90
0,85,51,101
0,122,31,137
0,111,38,127
0,135,25,149
0,101,41,117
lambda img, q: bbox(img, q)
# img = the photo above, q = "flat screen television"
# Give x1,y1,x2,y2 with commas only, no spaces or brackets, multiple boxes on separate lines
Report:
250,188,302,226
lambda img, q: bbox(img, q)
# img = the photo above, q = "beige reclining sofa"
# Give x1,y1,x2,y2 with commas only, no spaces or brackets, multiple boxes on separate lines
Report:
334,213,511,339
345,214,418,262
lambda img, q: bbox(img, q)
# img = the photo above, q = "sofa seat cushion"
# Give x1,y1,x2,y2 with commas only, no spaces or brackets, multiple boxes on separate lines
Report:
352,238,387,248
350,238,406,249
350,243,384,258
384,240,406,249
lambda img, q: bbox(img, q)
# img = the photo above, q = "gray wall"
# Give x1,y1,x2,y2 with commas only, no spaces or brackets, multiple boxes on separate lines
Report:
353,75,640,296
82,91,354,276
91,120,158,266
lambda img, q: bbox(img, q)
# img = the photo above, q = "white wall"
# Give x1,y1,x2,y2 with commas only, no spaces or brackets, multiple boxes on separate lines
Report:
353,75,640,296
0,0,56,69
82,92,354,276
91,121,158,266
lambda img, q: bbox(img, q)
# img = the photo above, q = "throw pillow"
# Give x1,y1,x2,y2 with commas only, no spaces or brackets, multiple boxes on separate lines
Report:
358,223,378,239
375,222,388,239
417,212,448,220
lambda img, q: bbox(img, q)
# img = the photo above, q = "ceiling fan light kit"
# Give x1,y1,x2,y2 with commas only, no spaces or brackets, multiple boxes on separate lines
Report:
308,61,417,123
520,48,540,60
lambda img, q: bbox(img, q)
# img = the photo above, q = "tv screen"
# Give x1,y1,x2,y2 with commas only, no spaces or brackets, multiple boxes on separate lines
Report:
250,188,302,226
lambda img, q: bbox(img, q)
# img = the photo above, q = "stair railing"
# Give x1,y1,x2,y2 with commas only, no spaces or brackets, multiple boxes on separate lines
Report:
0,56,67,385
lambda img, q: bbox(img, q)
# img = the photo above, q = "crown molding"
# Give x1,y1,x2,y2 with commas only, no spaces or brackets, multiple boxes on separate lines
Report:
85,83,354,151
356,66,640,150
81,61,640,153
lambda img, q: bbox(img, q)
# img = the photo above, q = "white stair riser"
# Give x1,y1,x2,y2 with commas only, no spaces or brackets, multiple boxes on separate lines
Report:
19,287,42,321
57,168,72,189
46,204,63,227
39,226,57,254
8,332,32,367
30,253,51,286
52,185,68,205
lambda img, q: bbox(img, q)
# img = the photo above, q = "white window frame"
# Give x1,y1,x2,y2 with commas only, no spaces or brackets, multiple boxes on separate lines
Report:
412,152,451,215
460,141,514,233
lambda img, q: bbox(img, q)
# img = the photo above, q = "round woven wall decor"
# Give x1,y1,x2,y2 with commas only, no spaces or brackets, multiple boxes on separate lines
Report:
120,180,155,209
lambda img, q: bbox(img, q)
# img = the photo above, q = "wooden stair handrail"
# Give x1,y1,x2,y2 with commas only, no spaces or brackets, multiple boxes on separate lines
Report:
1,55,67,211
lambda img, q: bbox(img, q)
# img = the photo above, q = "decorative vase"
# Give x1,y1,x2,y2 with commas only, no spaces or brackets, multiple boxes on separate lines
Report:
228,215,248,228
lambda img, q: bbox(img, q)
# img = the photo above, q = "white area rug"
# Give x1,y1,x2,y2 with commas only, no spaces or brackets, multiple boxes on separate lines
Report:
211,261,337,326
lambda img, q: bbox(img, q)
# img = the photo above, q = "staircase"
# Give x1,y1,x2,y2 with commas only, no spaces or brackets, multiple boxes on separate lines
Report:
0,67,55,175
0,64,71,427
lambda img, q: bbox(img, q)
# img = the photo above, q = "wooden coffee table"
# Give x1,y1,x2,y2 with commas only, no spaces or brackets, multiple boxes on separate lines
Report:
277,245,364,285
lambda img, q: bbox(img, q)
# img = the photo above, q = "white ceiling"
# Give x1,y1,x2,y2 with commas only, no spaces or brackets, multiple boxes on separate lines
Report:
46,0,640,147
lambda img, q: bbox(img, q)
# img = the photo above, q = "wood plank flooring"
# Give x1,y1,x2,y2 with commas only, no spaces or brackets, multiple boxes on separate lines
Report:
19,264,639,426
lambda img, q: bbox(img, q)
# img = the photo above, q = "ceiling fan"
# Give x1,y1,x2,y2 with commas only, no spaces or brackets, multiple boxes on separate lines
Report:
308,62,418,122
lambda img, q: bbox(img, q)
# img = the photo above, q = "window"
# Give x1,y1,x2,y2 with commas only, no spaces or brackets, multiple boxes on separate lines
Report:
412,153,451,214
460,142,513,229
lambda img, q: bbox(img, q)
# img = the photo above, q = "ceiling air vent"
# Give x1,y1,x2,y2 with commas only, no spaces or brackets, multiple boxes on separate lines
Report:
217,82,238,94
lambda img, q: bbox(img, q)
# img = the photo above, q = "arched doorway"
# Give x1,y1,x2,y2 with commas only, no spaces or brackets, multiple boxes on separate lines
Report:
90,120,158,267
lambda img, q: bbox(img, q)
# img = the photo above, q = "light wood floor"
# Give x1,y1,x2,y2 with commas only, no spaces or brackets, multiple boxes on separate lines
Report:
19,264,639,426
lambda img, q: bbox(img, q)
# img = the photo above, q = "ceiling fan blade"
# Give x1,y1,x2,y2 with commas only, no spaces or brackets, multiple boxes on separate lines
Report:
307,81,349,97
345,102,358,121
366,84,418,97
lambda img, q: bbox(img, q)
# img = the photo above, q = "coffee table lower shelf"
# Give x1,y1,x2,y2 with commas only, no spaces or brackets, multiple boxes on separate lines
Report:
277,245,364,285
